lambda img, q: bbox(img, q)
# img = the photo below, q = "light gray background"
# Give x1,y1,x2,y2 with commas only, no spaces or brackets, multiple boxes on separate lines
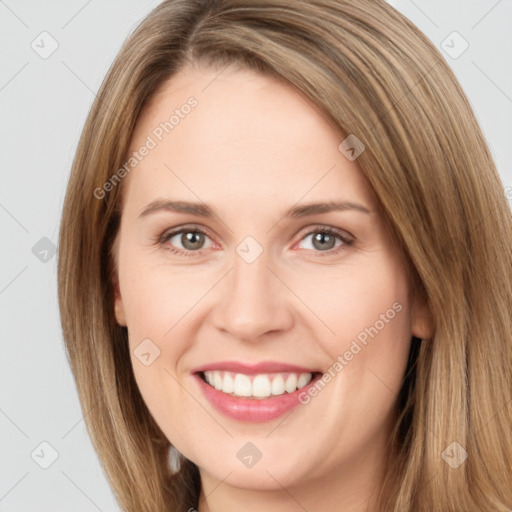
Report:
1,1,511,511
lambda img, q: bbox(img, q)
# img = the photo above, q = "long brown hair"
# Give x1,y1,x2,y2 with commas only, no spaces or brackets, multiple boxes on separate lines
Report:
57,1,512,510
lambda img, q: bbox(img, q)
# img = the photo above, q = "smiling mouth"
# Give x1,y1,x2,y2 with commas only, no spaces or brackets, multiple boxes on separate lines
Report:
198,370,322,399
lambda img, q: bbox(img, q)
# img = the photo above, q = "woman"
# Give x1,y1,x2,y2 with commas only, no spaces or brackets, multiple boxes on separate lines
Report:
57,0,512,510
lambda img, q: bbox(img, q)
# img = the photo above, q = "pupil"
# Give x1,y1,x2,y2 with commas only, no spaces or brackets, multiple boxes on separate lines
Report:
183,232,204,250
313,232,335,250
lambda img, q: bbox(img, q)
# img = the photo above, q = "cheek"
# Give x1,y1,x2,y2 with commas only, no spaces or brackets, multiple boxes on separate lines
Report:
116,249,199,402
300,256,412,402
119,249,205,341
296,257,410,347
120,264,197,440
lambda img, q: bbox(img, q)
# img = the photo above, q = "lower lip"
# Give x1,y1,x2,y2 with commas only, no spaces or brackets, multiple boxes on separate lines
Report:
193,373,321,422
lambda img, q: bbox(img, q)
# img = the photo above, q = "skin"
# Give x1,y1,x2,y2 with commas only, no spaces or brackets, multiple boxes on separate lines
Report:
112,62,432,512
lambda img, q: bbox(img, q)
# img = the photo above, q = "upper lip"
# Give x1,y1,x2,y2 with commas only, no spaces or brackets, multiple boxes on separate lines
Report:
192,361,321,375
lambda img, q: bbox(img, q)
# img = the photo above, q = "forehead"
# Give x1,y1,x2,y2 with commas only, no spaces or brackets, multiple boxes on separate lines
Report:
123,64,377,214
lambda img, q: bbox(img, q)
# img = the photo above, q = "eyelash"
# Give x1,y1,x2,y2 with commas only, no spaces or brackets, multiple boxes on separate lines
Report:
156,224,355,258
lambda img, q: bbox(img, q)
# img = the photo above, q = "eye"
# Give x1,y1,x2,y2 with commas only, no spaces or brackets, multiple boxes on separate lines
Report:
158,226,214,256
294,226,354,256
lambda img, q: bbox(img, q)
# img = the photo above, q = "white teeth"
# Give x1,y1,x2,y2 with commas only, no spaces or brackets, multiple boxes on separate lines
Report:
252,375,271,398
213,372,223,390
297,373,312,388
284,374,298,393
204,371,214,386
233,374,252,397
271,374,285,395
202,371,314,398
223,373,234,393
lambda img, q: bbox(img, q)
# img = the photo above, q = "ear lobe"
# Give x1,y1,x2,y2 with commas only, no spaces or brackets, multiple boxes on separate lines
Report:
113,275,127,327
411,295,434,340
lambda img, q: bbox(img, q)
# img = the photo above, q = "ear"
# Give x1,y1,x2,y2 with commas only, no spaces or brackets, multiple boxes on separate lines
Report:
113,273,127,327
410,293,434,340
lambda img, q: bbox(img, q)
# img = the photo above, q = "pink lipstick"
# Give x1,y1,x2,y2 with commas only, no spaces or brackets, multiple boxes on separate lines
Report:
191,361,322,422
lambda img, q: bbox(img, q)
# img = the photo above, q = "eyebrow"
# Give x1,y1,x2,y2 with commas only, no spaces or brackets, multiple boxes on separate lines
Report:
139,199,371,219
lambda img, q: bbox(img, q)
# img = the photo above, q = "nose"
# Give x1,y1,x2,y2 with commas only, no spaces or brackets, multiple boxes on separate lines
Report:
211,249,294,342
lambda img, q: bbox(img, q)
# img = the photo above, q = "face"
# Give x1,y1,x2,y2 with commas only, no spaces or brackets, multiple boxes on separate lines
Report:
112,63,431,502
